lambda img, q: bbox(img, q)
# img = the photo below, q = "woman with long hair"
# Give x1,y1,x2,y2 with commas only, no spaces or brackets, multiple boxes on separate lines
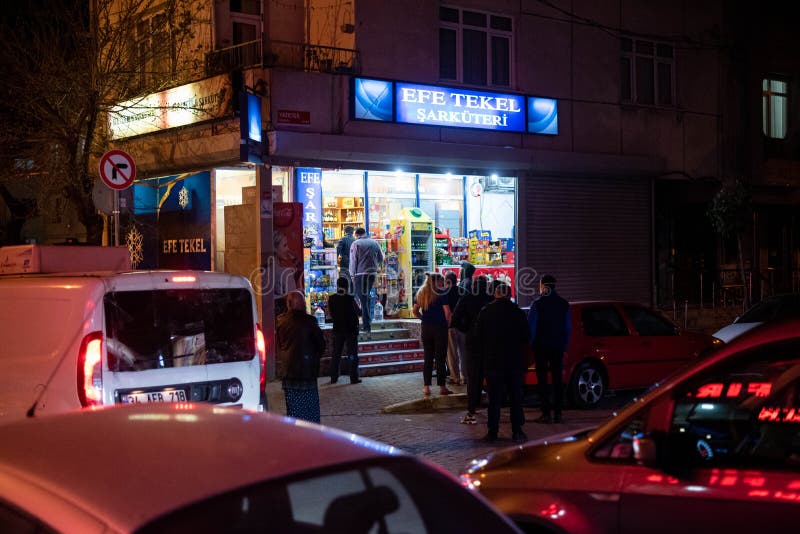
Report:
413,272,453,396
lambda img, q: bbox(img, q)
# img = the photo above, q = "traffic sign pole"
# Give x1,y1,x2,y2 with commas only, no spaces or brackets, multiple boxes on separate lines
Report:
98,149,136,247
114,191,119,246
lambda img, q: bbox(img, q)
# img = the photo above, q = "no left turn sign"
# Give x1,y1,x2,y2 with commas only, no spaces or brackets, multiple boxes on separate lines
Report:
99,149,136,190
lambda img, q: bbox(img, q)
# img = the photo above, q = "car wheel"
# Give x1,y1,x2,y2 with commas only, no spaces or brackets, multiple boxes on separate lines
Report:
570,361,606,408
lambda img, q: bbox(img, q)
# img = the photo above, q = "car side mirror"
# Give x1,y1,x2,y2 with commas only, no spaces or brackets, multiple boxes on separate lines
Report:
636,431,698,478
633,436,658,467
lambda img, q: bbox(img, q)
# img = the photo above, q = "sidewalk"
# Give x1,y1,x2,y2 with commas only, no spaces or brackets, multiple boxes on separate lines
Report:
266,372,614,475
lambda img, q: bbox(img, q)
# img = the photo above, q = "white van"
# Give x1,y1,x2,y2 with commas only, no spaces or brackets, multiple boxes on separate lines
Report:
0,245,265,422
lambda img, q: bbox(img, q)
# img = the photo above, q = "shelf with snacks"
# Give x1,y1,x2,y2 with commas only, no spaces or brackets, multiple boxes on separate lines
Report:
304,248,338,316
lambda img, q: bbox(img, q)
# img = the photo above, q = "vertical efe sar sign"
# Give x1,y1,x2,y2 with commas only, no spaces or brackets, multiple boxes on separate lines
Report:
295,168,323,247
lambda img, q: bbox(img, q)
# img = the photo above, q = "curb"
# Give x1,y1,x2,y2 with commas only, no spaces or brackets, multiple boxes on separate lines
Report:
382,393,468,414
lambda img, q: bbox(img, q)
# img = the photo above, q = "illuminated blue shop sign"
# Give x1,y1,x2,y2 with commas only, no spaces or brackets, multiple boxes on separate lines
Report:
352,78,558,135
396,82,526,132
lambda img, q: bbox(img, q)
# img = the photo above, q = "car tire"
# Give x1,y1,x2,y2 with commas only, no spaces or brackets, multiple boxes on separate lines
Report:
570,361,606,408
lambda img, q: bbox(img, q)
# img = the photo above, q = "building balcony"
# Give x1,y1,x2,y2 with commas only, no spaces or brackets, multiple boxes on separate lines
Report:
206,39,361,76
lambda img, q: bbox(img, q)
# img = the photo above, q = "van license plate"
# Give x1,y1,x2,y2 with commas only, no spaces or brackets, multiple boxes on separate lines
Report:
123,390,187,404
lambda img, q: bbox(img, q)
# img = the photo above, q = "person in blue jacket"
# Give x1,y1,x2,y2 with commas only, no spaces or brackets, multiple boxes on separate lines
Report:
528,274,571,424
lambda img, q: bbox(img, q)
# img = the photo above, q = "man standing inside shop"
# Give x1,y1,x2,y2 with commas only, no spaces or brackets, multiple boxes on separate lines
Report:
349,227,384,334
337,225,356,277
528,274,571,424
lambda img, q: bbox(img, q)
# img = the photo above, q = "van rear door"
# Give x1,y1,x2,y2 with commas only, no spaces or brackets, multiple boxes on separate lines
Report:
103,286,260,409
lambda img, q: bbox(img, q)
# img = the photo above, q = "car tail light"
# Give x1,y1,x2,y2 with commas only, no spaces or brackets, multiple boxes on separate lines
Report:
172,275,197,283
78,331,104,407
256,324,266,393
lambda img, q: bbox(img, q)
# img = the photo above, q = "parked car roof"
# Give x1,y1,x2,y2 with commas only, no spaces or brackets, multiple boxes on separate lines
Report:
0,404,521,534
713,293,800,342
0,405,397,532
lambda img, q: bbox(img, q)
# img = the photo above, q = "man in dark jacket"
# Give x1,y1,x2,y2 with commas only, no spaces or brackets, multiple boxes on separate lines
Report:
328,276,362,384
474,282,530,443
458,261,476,292
527,274,571,424
276,291,326,423
336,226,355,275
451,275,492,424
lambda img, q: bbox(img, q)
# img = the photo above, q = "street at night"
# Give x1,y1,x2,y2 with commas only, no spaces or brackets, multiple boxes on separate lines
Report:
3,0,800,532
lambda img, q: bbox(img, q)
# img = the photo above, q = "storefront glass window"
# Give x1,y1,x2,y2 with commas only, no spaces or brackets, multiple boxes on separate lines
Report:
465,175,515,238
368,171,416,237
321,170,365,242
419,174,464,237
214,168,256,272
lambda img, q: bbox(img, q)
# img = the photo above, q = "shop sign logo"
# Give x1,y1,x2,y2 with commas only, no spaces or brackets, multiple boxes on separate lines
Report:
352,78,558,136
396,82,525,132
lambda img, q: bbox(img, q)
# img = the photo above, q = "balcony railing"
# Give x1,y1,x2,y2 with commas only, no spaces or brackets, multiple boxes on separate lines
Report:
206,39,360,76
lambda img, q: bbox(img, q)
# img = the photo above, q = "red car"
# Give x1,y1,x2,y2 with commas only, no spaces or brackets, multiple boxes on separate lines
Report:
464,319,800,533
525,301,718,408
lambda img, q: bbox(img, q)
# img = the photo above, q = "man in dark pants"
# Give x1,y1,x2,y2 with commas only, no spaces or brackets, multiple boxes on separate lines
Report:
528,274,571,424
451,275,492,424
475,282,530,443
349,227,384,334
328,276,362,384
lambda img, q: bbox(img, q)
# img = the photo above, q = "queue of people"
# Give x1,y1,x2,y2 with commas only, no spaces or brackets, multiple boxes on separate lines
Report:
277,225,570,445
425,264,571,444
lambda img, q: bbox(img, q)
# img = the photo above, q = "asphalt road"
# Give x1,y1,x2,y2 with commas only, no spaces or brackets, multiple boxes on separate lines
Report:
267,373,639,475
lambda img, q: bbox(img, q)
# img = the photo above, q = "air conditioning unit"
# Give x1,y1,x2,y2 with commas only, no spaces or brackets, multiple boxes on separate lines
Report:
482,176,515,192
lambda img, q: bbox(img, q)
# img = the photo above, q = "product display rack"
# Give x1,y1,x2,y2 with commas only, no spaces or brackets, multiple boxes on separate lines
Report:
449,237,470,266
391,208,434,318
304,248,338,317
322,196,365,241
434,232,451,266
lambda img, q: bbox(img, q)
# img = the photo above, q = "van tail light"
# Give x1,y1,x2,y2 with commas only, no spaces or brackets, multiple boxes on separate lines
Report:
78,331,104,407
256,324,267,394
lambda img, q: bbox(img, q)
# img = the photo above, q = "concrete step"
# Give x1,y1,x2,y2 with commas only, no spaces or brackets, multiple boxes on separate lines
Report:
369,320,410,330
359,338,421,353
357,328,411,342
321,349,424,374
360,359,424,377
359,349,425,365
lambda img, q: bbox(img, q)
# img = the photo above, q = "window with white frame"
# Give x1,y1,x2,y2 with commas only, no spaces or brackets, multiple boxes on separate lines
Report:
439,6,513,87
621,37,674,106
763,78,788,139
132,12,174,90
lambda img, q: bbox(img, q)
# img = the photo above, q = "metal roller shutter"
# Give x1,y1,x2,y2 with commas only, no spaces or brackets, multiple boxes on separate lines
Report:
519,175,652,305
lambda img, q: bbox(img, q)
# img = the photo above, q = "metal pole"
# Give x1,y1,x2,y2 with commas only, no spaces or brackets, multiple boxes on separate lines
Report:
113,190,120,246
712,282,716,311
684,300,688,330
671,271,676,320
699,272,704,309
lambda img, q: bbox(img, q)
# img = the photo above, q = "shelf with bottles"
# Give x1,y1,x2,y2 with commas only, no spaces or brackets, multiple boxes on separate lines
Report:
307,287,335,318
322,210,364,224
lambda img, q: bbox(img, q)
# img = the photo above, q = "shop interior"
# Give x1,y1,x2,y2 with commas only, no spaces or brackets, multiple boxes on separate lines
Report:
306,169,517,319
